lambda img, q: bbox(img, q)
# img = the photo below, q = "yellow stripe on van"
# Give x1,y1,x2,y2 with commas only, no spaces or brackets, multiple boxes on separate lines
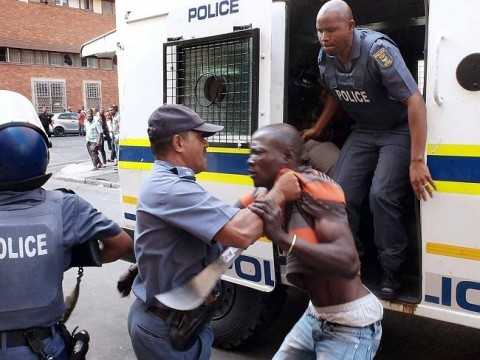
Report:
118,161,252,186
434,181,480,196
118,161,153,170
196,172,253,186
426,242,480,262
122,195,138,205
427,144,480,157
120,138,151,147
120,138,250,154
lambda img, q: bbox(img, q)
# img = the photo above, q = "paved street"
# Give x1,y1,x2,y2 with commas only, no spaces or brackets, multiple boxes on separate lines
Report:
46,136,480,360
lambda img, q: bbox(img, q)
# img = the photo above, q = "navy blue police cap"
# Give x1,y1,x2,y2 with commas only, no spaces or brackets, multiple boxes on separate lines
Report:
148,104,223,140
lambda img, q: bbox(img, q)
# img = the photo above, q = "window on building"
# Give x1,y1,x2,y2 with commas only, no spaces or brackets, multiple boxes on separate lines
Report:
99,58,113,70
9,49,21,63
0,48,7,62
86,57,98,69
49,53,63,66
84,81,102,110
34,51,49,65
70,54,81,67
32,79,67,113
21,50,34,65
55,0,69,5
79,0,92,10
101,0,114,15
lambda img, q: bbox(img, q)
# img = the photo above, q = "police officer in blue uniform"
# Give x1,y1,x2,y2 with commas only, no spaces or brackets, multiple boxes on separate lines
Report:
0,90,133,360
127,104,300,360
303,0,436,300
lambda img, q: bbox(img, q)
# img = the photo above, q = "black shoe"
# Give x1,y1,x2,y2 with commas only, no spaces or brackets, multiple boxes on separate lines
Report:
377,272,401,300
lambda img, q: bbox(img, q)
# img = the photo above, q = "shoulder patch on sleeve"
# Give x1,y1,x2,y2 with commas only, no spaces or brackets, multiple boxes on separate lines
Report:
373,47,394,68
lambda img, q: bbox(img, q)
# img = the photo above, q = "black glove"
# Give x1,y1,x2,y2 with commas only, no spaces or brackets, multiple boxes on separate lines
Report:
117,264,138,297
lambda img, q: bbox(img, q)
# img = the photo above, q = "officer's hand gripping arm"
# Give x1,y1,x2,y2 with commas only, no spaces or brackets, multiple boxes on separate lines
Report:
214,171,301,249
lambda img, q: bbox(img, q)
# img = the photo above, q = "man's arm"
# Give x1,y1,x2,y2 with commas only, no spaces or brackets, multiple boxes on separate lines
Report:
100,229,134,263
303,93,339,141
214,172,300,249
406,92,436,200
249,199,359,278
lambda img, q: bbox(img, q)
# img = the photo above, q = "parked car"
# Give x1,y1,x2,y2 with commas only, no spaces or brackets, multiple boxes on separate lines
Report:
51,112,79,136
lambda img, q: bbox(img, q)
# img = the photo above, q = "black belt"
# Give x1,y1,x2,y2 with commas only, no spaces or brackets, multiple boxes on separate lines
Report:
147,305,175,321
2,327,53,348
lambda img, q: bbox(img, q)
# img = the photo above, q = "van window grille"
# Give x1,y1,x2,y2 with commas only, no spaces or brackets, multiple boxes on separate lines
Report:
164,29,259,146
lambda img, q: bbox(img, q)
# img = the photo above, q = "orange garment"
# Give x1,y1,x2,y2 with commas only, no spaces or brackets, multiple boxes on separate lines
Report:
240,167,348,288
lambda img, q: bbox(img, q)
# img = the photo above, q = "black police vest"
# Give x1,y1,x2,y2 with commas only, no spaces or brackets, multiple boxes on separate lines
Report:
320,29,408,131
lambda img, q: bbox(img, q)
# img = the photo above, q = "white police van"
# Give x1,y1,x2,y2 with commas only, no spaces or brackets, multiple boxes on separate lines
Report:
82,0,480,348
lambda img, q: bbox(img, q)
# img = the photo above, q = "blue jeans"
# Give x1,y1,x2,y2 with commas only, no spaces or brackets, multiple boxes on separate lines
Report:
128,298,213,360
273,309,382,360
0,329,68,360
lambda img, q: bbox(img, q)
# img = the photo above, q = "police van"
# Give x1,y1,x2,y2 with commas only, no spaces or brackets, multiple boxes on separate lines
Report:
82,0,480,349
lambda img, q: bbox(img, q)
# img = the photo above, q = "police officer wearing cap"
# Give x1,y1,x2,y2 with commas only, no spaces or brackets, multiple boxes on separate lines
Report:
303,0,436,300
0,90,133,360
127,104,300,360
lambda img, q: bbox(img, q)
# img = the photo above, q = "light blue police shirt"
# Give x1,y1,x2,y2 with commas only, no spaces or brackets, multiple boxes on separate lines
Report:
132,160,239,306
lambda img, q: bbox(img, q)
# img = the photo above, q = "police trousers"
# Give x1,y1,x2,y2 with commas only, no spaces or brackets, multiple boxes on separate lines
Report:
128,298,213,360
332,129,411,274
0,326,68,360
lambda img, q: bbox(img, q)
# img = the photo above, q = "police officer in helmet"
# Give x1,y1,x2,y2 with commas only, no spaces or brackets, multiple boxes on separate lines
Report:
0,90,133,360
303,0,435,300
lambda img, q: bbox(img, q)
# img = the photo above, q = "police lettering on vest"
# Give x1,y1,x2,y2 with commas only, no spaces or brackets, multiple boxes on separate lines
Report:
0,233,48,259
334,89,371,104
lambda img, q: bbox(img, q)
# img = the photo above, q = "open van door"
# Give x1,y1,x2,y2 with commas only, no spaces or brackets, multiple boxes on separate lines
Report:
422,0,480,328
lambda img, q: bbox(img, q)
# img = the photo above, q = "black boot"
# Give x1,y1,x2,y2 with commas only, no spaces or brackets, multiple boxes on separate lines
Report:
378,271,401,300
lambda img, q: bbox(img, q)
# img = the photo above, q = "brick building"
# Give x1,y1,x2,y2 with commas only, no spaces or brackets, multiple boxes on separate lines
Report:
0,0,117,113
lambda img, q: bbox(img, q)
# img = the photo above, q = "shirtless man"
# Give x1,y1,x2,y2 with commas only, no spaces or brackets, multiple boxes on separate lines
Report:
246,124,383,359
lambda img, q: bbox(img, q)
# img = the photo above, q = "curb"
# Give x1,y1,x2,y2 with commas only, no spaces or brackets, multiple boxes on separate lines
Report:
54,175,120,189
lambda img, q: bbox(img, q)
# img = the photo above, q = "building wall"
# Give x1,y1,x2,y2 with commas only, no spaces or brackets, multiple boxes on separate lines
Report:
0,62,118,111
1,0,115,53
0,0,117,111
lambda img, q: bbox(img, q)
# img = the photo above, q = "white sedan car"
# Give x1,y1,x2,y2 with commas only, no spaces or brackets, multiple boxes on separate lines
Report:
51,112,79,136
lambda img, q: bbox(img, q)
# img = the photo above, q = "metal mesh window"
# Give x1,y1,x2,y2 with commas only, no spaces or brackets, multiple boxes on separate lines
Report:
32,80,66,113
9,49,21,63
34,51,49,65
164,29,259,146
84,82,102,110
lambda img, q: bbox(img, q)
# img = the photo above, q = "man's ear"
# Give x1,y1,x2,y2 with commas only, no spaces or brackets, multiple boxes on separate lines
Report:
171,134,185,153
349,19,356,31
282,148,295,165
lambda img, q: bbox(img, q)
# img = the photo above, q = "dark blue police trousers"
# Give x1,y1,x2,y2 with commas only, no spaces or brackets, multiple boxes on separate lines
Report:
332,129,411,274
0,326,68,360
128,298,213,360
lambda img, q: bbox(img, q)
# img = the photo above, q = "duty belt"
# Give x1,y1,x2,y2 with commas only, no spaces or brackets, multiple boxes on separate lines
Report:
1,327,53,348
148,304,175,321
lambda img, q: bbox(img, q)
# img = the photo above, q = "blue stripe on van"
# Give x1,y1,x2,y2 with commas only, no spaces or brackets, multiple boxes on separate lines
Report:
119,146,249,175
428,155,480,183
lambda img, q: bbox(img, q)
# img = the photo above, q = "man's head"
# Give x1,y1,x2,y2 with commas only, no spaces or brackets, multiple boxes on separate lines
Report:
248,124,303,189
0,90,51,191
316,0,355,57
41,106,47,113
147,104,223,173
